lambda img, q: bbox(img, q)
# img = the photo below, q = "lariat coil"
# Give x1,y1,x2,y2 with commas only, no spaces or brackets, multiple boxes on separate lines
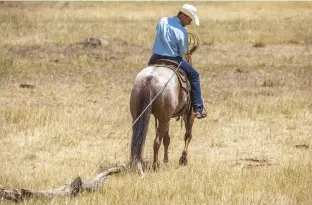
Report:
186,33,200,65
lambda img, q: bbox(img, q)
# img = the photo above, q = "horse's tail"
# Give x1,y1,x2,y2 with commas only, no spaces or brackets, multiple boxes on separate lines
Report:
130,77,153,164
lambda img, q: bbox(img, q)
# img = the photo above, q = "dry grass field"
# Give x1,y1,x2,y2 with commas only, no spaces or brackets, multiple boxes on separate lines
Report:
1,2,312,204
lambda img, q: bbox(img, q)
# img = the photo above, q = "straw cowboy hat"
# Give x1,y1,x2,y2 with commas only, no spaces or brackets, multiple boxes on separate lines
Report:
179,4,200,26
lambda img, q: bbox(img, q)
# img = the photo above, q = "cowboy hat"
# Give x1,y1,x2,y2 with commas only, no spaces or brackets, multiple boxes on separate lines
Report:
179,4,199,26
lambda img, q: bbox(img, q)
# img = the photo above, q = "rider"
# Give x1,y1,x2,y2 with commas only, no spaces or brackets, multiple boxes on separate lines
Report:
148,4,207,119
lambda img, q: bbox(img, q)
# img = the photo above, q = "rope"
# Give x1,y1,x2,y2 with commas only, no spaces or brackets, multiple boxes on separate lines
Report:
188,33,200,54
89,62,182,176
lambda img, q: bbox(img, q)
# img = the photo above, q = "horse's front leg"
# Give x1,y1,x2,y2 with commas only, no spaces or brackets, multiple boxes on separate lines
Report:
179,112,194,166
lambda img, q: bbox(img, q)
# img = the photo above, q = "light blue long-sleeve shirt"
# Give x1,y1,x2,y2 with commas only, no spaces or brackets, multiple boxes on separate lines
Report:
152,16,188,58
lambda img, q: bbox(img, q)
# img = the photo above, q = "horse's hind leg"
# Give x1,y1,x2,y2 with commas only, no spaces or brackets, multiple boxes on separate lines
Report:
179,112,195,166
153,119,170,171
163,129,170,163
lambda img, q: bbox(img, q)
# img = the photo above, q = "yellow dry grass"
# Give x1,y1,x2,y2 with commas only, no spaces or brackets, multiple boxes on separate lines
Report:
1,2,312,205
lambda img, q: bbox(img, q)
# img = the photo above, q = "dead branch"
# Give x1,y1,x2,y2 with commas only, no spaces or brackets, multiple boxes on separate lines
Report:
0,166,124,202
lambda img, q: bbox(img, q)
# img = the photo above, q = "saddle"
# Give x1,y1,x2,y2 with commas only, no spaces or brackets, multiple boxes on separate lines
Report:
151,59,191,119
151,59,190,92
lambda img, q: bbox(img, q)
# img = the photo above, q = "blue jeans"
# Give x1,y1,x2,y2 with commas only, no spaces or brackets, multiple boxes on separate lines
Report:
148,53,204,112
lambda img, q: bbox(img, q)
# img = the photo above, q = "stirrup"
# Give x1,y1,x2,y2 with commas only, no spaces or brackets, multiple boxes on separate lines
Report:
194,107,207,119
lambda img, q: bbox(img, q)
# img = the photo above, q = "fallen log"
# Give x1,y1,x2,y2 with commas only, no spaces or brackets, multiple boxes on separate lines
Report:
0,166,124,202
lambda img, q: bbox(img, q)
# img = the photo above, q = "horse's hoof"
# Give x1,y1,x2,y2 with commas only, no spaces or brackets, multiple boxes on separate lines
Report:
163,158,169,163
136,162,144,176
153,162,160,171
179,156,187,166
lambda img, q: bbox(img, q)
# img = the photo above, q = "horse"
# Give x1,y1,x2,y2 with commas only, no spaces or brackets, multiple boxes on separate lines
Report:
129,61,194,175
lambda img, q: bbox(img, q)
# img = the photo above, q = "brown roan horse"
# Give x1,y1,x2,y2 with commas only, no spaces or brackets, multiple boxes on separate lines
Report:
129,62,194,175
